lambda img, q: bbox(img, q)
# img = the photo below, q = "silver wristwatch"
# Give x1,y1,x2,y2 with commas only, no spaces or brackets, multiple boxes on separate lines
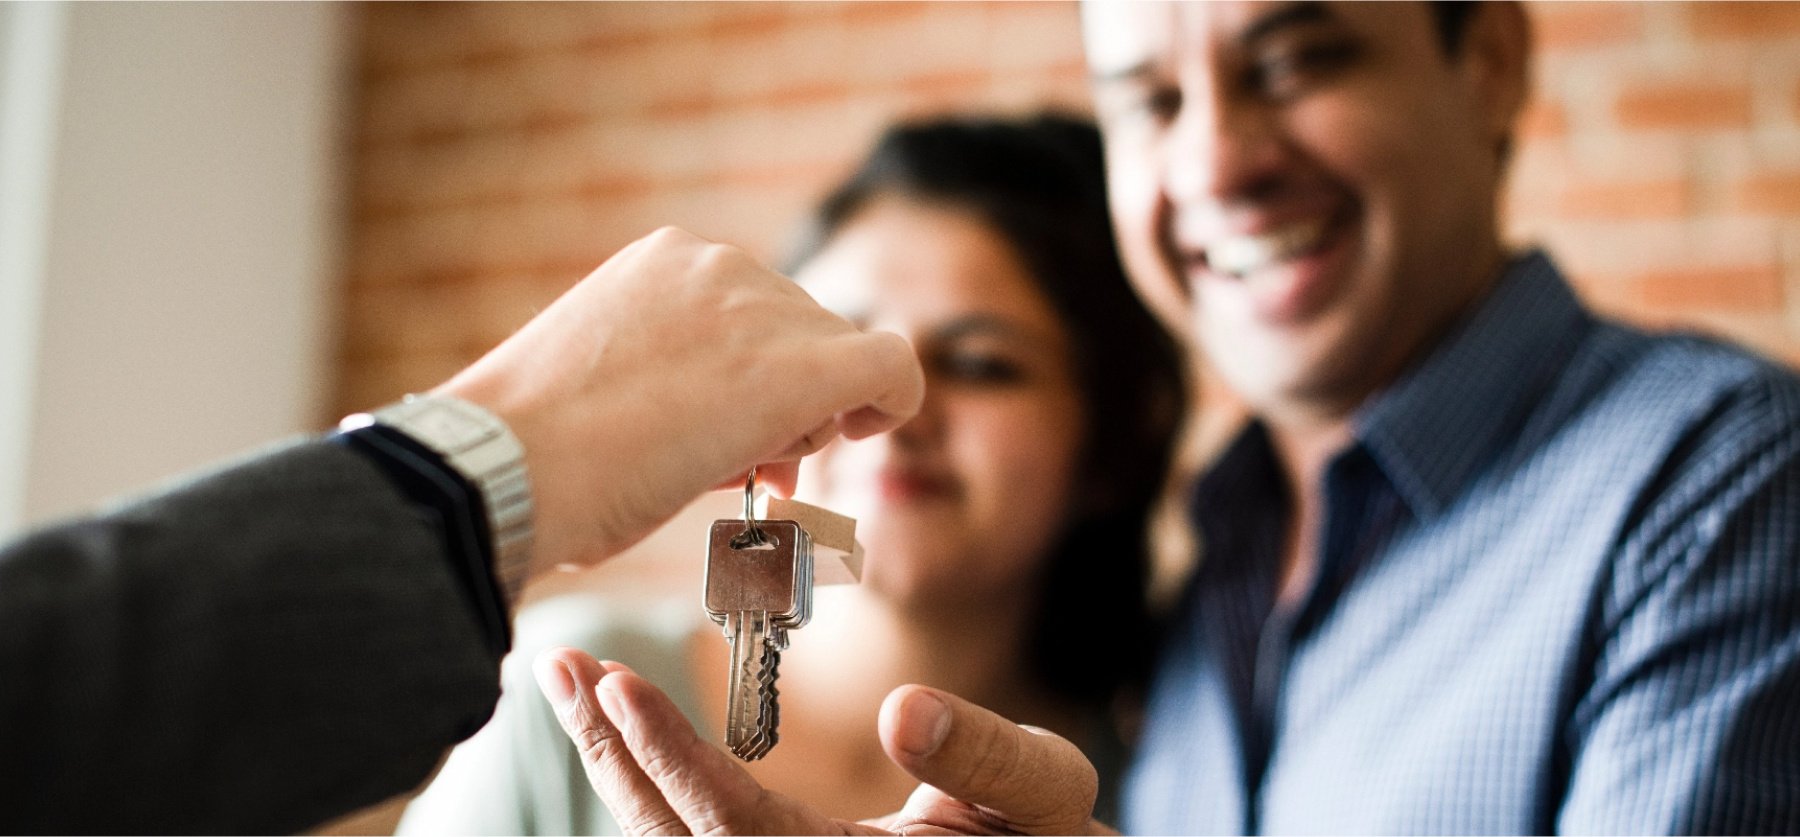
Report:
340,393,535,603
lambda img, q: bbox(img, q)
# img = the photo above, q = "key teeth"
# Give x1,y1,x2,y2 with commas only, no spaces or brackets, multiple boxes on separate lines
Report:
731,640,783,761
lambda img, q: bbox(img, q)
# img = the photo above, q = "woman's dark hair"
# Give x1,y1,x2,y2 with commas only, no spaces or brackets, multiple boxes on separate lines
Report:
1430,1,1479,56
786,113,1188,708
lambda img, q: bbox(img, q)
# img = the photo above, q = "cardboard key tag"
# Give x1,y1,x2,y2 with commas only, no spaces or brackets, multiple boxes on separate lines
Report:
758,496,863,585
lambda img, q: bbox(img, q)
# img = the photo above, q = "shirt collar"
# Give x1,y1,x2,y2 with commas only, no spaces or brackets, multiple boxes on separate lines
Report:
1354,250,1591,520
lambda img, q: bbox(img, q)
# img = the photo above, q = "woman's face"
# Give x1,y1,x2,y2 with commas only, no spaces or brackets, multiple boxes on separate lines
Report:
794,197,1087,606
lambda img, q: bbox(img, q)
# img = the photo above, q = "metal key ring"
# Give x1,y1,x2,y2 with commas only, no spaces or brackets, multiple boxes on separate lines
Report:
732,467,770,549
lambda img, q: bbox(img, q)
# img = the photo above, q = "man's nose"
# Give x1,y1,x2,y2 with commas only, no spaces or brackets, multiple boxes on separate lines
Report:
1162,82,1288,208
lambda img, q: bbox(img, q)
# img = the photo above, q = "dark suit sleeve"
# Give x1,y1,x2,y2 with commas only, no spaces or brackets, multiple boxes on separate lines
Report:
0,438,505,834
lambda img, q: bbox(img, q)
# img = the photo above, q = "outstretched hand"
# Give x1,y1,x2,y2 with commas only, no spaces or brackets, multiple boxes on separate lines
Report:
533,646,1113,836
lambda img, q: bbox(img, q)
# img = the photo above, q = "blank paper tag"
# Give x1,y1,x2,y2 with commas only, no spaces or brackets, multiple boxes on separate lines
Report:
759,496,862,585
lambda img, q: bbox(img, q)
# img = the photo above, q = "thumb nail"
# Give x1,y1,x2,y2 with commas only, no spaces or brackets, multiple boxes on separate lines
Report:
534,656,576,705
896,691,952,757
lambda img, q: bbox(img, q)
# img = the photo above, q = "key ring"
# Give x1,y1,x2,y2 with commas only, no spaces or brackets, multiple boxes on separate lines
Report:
731,466,771,549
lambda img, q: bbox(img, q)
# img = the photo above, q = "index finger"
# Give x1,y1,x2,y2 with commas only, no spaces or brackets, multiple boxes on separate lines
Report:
878,685,1099,836
597,671,887,836
815,330,923,441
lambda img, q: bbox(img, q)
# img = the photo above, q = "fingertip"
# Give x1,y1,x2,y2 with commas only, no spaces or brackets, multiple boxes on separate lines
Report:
533,653,576,705
597,659,637,676
873,330,925,411
757,461,800,498
595,669,633,719
836,331,923,441
537,647,609,701
837,405,897,441
880,684,953,761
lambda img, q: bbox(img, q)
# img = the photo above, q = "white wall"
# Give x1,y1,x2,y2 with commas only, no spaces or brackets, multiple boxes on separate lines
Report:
0,2,66,536
1,2,348,535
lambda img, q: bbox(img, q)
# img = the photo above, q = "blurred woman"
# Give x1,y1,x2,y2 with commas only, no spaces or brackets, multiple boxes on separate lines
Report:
398,112,1185,833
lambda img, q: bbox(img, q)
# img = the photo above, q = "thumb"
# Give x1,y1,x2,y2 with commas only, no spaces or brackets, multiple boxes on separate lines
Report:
877,685,1099,835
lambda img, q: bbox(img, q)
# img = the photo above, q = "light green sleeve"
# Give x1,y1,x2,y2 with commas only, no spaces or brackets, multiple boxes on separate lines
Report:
397,596,708,836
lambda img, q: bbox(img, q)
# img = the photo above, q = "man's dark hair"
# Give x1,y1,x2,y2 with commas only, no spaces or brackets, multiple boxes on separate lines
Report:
787,113,1188,708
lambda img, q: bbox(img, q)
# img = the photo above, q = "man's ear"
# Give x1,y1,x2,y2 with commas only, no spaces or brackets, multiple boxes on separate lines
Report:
1464,1,1533,164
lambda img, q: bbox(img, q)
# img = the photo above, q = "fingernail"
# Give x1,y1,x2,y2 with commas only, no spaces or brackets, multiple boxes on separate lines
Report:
896,691,952,757
596,678,628,730
534,657,576,705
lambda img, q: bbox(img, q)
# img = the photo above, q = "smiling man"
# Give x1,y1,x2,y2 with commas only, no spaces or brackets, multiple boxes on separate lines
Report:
1089,2,1800,833
544,3,1800,834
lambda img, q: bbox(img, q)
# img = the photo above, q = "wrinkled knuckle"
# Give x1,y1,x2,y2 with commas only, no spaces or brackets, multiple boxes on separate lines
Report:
634,745,684,786
695,241,744,273
622,806,686,837
684,807,737,837
647,225,691,245
572,723,624,770
685,783,768,836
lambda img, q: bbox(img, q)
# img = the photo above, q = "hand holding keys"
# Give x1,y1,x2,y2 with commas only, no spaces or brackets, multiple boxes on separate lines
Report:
702,470,858,761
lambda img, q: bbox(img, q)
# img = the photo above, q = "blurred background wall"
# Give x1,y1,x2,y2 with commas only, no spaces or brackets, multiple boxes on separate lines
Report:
0,2,346,536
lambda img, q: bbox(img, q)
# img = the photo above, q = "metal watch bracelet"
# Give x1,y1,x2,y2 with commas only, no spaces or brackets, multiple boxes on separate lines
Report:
340,394,535,603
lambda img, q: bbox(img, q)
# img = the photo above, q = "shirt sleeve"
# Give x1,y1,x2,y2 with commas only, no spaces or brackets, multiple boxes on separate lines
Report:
1560,378,1800,833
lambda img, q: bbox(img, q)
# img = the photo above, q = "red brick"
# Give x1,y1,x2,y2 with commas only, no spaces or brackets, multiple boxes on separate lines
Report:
898,69,992,99
752,80,854,111
1557,179,1690,219
838,2,933,26
1634,265,1785,311
1615,84,1753,130
1689,2,1800,39
1733,172,1800,214
644,92,717,122
1527,2,1645,50
704,10,792,43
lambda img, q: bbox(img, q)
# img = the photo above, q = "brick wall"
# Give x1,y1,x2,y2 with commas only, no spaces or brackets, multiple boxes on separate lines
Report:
335,1,1800,423
1509,1,1800,367
335,1,1089,418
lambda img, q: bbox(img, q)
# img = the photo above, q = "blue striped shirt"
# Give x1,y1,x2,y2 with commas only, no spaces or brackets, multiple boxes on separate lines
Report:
1124,252,1800,834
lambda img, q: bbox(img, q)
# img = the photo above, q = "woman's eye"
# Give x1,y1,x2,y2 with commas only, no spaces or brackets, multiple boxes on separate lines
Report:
936,352,1026,385
1249,39,1361,100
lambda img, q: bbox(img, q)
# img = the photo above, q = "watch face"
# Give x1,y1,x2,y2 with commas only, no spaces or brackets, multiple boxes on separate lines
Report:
402,399,496,451
417,410,476,446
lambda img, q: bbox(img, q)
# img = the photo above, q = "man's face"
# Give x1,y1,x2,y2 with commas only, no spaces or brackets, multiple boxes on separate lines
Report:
1084,1,1525,422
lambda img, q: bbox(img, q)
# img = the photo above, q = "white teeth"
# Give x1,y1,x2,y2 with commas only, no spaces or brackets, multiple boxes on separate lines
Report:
1205,220,1327,278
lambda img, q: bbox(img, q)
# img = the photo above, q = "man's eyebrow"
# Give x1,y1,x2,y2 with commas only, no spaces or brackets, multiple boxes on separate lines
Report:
1240,1,1335,46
